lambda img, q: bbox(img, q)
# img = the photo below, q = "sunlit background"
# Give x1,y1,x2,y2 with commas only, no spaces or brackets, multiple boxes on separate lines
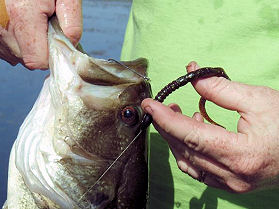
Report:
0,0,131,205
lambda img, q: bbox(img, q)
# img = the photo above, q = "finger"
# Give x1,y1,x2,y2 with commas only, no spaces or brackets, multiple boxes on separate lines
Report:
168,103,182,113
168,143,200,180
169,138,236,191
167,136,245,192
146,99,251,191
56,0,83,46
7,0,55,69
202,172,234,191
158,126,201,180
141,98,248,166
175,142,231,180
166,134,238,191
186,61,254,113
192,112,204,122
167,131,252,192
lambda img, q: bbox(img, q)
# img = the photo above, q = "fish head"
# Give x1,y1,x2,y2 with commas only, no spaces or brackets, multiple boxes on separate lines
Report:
48,20,151,160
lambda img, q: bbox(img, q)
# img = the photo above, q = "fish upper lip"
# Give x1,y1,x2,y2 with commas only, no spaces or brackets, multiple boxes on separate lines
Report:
78,69,139,86
77,58,146,86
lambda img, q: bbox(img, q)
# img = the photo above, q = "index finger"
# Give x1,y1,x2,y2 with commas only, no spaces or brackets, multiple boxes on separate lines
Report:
187,61,253,113
142,98,248,165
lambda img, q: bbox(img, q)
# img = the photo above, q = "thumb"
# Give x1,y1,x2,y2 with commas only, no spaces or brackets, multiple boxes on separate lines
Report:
141,98,240,163
187,61,252,113
56,0,83,46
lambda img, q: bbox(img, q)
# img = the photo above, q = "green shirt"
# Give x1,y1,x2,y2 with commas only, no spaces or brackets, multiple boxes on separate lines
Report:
121,0,279,208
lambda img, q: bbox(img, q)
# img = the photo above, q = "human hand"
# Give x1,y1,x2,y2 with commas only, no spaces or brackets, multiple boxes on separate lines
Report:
0,0,82,69
141,61,279,193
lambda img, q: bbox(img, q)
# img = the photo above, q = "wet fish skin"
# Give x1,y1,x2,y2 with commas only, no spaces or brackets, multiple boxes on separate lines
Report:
3,18,150,209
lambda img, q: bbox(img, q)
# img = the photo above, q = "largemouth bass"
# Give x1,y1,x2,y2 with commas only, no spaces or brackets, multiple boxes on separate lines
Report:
3,18,151,209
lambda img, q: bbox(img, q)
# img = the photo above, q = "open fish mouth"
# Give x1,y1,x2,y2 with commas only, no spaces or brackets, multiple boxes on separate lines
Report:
48,17,150,111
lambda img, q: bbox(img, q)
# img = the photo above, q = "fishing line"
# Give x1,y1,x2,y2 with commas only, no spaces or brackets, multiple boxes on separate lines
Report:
77,129,143,204
108,58,150,81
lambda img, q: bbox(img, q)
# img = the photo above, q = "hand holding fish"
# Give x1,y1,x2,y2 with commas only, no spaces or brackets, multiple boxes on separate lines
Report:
142,61,279,193
0,0,82,69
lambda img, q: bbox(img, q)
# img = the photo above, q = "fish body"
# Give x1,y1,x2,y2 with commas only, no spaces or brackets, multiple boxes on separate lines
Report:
3,18,150,209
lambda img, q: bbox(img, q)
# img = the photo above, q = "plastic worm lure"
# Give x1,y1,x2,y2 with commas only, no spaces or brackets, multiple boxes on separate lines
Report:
139,67,231,130
88,61,231,192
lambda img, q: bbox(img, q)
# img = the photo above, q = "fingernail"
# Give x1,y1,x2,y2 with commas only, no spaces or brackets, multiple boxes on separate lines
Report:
144,106,153,114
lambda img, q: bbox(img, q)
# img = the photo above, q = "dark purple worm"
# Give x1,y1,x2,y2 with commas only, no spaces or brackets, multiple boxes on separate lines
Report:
139,67,230,130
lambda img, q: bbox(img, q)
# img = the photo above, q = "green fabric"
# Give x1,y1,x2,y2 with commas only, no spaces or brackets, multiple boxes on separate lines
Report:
121,1,279,208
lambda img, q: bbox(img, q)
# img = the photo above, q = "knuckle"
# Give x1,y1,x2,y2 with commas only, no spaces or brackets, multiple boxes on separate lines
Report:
256,86,279,105
23,55,48,70
9,1,22,12
9,3,23,22
39,1,55,16
230,154,266,177
63,26,83,45
184,124,203,152
251,86,274,103
203,77,230,101
8,1,30,21
255,85,270,95
248,86,279,113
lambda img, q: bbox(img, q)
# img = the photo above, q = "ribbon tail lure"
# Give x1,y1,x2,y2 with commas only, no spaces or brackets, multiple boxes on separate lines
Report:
139,67,231,131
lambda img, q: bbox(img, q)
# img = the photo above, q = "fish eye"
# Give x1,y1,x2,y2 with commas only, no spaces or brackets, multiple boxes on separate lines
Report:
121,106,139,126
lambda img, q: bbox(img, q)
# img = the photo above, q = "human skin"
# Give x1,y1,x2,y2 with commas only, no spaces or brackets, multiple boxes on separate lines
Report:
0,0,82,69
141,61,279,193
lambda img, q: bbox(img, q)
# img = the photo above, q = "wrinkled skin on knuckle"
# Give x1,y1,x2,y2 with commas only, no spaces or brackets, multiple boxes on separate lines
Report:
183,123,203,151
8,3,25,28
8,0,36,24
230,150,270,181
227,133,279,192
23,54,48,70
8,0,24,17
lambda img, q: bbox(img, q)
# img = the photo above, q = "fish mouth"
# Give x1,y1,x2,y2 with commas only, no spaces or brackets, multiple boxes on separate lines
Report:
48,17,150,110
48,16,148,86
77,57,148,86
